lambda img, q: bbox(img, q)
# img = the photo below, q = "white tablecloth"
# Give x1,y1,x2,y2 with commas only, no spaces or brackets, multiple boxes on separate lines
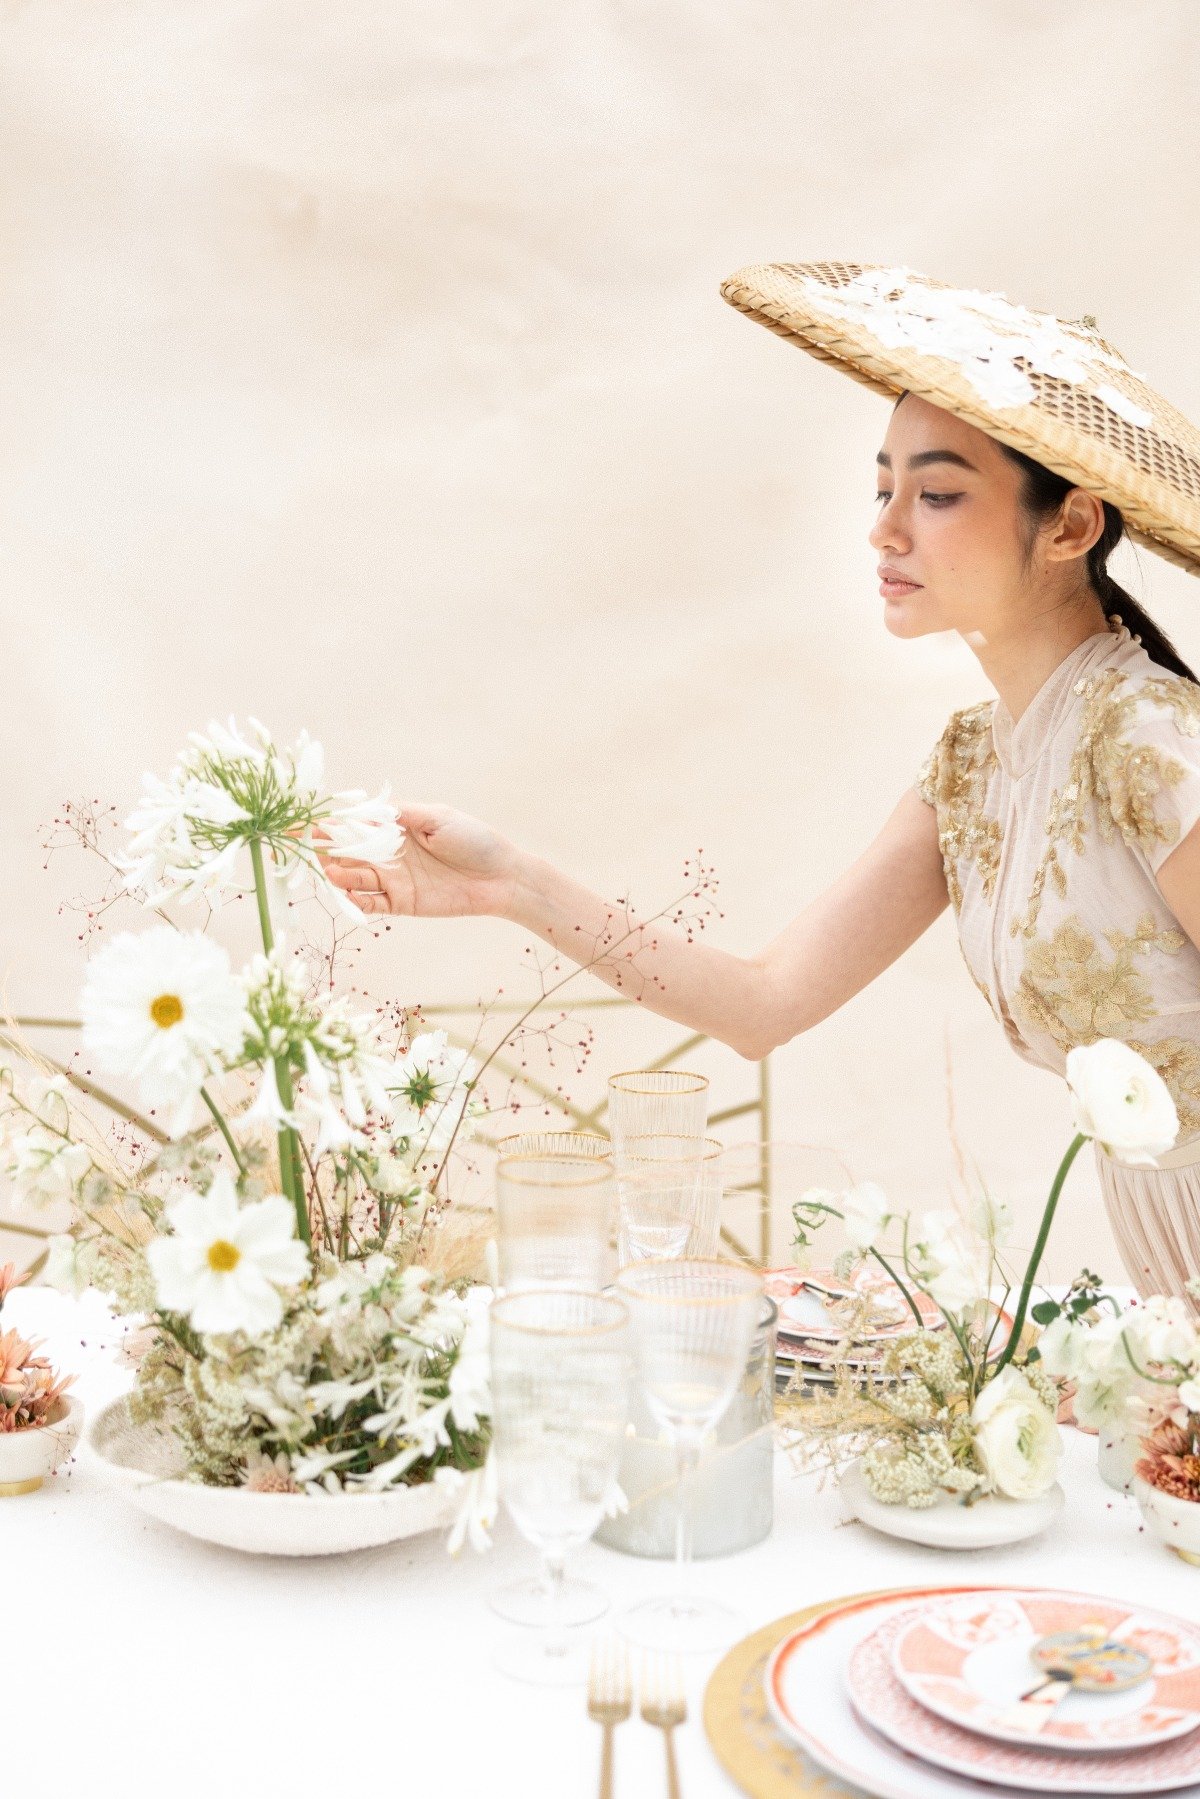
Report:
6,1287,1192,1799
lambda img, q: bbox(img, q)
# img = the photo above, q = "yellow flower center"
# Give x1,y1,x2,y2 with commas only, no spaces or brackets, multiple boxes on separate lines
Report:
149,992,185,1029
206,1239,241,1274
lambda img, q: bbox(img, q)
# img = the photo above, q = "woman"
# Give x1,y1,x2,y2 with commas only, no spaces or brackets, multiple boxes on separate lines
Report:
323,262,1200,1300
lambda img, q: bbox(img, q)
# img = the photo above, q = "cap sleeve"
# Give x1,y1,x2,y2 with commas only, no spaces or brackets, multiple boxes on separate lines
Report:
916,738,939,807
1103,674,1200,875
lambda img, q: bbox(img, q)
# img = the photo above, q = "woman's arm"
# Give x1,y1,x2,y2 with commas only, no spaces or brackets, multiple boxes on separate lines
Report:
319,790,949,1062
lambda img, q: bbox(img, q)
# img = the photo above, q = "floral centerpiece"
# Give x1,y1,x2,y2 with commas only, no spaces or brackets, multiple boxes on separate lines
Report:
781,1038,1181,1511
0,1260,80,1495
0,718,494,1516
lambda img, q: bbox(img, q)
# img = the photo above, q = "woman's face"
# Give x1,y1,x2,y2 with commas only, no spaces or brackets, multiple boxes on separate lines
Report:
868,393,1091,643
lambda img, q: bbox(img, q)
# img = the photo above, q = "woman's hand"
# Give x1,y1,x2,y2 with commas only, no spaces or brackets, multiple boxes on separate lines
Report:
316,803,522,918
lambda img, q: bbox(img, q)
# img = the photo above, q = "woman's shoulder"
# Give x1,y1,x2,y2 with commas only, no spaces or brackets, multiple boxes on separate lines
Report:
916,698,997,806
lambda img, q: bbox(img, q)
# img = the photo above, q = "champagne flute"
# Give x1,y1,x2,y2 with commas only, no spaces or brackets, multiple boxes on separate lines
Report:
616,1135,723,1264
614,1257,764,1653
489,1289,632,1684
606,1069,708,1157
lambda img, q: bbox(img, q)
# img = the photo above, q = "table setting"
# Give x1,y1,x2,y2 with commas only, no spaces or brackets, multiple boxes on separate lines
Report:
5,715,1200,1799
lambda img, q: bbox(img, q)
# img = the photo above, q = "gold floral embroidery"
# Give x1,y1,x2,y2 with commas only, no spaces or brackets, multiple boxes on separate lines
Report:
1012,911,1200,1131
1011,670,1200,939
919,702,1002,912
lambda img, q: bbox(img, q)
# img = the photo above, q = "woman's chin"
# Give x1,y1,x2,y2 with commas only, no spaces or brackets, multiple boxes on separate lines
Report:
883,596,939,639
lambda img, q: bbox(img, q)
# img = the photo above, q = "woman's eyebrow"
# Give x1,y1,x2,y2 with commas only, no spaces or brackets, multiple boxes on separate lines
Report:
875,448,980,472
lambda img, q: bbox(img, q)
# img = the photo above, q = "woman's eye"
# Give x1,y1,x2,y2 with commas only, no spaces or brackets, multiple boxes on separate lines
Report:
874,490,961,506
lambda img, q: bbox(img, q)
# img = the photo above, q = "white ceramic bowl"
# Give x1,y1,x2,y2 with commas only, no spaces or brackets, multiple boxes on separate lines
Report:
839,1458,1064,1548
1134,1474,1200,1566
0,1394,83,1495
86,1395,459,1556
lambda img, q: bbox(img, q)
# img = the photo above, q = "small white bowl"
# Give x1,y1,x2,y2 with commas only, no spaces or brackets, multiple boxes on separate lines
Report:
839,1458,1064,1548
86,1395,459,1556
0,1395,83,1496
1134,1474,1200,1565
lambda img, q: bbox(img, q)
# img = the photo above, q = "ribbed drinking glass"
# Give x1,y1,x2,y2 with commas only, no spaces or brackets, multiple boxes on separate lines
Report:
494,1154,614,1294
606,1069,708,1157
616,1134,723,1264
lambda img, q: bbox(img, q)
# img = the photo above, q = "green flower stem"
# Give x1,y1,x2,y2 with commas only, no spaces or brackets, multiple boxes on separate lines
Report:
249,837,310,1247
867,1246,925,1329
993,1130,1087,1377
199,1085,247,1175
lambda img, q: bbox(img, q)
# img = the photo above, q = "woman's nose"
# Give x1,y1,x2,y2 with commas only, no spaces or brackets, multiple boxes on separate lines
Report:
869,500,910,554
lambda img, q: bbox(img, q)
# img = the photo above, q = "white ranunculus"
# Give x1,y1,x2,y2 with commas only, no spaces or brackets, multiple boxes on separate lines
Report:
840,1182,892,1255
1124,1294,1199,1370
1069,1314,1140,1428
1065,1040,1179,1166
971,1366,1063,1500
908,1210,985,1317
145,1169,309,1336
81,925,251,1137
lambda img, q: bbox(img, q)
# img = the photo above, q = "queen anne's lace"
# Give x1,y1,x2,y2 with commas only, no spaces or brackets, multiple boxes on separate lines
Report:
798,266,1155,424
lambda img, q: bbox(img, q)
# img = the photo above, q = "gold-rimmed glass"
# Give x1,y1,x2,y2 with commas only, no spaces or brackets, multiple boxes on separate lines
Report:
606,1069,708,1156
489,1288,632,1685
616,1134,723,1264
614,1257,764,1652
494,1154,615,1295
494,1129,612,1160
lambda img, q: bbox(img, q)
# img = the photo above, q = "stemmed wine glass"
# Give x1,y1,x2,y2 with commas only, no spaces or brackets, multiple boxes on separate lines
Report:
616,1135,723,1264
488,1289,632,1684
614,1257,764,1653
489,1153,617,1628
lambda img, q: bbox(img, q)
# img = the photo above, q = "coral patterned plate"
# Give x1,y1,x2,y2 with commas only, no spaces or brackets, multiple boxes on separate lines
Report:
764,1586,1200,1799
884,1590,1200,1754
766,1264,944,1344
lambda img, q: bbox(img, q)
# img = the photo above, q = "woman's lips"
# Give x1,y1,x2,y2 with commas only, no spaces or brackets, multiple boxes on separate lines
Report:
880,577,922,598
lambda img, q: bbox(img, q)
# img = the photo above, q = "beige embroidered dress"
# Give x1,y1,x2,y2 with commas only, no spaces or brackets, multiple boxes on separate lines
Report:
917,620,1200,1298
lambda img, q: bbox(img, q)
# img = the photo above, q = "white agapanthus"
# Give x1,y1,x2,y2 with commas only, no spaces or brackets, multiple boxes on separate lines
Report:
388,1030,479,1156
80,926,251,1137
145,1170,309,1336
1065,1039,1179,1167
0,1075,92,1209
116,716,403,915
838,1181,892,1255
907,1210,986,1317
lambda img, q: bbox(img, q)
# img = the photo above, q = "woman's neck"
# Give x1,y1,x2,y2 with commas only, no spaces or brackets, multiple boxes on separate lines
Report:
963,599,1112,726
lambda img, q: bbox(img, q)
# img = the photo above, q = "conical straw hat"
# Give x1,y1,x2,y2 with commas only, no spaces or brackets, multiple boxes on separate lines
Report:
720,259,1200,578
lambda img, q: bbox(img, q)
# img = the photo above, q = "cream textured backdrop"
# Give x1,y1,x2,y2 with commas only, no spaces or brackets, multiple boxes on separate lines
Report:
4,0,1200,1277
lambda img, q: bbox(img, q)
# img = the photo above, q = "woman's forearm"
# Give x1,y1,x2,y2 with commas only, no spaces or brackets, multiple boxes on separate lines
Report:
502,852,774,1060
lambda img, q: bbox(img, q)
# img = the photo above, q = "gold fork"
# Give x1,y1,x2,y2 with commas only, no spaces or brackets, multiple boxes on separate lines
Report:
640,1651,687,1799
587,1635,632,1799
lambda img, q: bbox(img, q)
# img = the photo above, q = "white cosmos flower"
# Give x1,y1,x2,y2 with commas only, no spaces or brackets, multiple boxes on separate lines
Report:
1066,1039,1179,1166
971,1366,1062,1499
80,926,250,1137
388,1030,479,1154
145,1170,309,1336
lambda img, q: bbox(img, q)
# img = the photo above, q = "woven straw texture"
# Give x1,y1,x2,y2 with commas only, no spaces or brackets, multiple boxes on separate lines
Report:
720,259,1200,579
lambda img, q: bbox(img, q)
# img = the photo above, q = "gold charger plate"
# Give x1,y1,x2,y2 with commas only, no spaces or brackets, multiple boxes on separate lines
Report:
703,1586,914,1798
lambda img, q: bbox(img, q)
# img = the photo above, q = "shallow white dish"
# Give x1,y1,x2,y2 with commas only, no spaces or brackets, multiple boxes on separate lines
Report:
765,1586,1200,1799
839,1458,1064,1548
1135,1476,1200,1567
86,1395,458,1557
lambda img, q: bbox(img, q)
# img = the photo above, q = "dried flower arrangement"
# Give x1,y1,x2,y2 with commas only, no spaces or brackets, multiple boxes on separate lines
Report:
0,1262,74,1433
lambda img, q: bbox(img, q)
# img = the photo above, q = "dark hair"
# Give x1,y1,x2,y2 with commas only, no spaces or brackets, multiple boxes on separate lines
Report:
893,390,1198,683
997,439,1198,683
